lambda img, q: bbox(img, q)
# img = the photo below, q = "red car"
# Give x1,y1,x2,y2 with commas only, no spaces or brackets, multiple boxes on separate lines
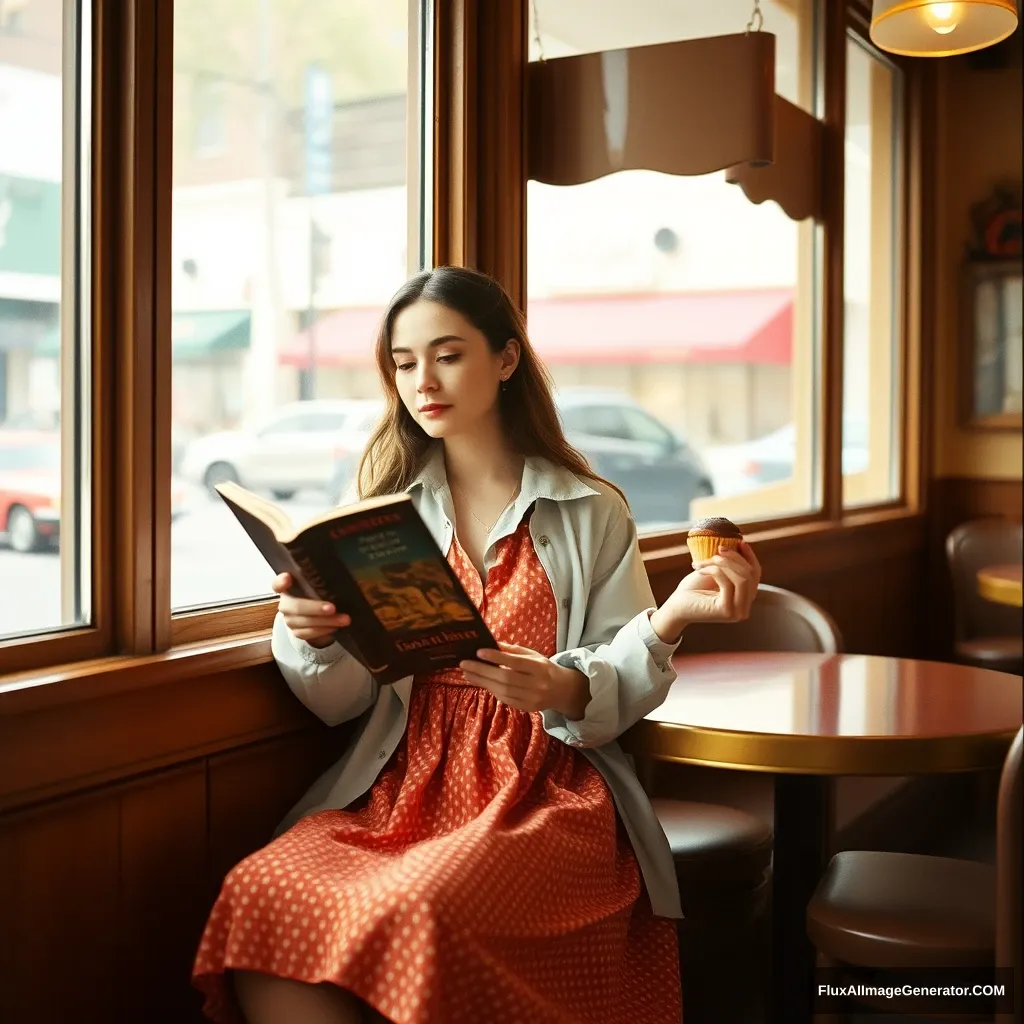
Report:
0,431,61,553
0,430,195,553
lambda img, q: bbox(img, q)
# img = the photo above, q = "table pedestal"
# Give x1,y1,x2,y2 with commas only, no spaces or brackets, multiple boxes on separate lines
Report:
771,774,831,1024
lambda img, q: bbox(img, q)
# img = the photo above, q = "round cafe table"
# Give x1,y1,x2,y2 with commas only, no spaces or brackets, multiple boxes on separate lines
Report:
977,563,1023,607
620,651,1022,1024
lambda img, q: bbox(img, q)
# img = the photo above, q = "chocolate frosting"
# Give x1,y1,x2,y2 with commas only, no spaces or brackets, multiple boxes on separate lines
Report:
687,516,743,538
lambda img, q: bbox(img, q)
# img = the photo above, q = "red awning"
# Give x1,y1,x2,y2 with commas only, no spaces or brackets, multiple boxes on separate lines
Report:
277,289,793,367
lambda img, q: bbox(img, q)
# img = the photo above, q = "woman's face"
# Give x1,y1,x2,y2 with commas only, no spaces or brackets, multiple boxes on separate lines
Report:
390,299,518,440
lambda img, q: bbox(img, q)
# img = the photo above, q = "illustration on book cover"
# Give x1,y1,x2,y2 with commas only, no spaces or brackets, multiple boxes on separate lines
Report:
331,513,479,649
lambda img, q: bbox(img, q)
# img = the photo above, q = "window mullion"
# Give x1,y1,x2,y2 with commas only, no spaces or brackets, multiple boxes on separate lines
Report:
821,0,847,522
108,0,168,655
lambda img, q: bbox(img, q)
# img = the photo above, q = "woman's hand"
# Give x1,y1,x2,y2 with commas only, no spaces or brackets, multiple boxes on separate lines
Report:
650,541,762,643
272,572,351,648
460,642,591,719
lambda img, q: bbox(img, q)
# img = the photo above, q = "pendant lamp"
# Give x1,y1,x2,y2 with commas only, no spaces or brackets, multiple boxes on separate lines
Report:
870,1,1018,57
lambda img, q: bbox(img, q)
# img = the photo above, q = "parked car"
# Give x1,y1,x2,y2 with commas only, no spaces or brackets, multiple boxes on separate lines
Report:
724,420,870,490
0,431,195,553
0,432,61,553
179,399,384,499
556,389,713,525
328,388,713,526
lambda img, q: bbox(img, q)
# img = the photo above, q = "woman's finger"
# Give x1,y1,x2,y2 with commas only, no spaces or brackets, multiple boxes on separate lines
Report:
738,540,761,571
290,628,338,643
459,661,535,687
271,573,292,594
283,613,351,631
280,594,345,618
697,564,738,616
473,648,538,671
709,553,751,590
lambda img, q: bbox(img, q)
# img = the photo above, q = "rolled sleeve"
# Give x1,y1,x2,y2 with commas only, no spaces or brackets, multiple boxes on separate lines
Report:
542,506,680,748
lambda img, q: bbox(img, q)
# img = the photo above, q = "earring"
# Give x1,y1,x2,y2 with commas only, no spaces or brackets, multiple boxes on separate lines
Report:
500,374,509,391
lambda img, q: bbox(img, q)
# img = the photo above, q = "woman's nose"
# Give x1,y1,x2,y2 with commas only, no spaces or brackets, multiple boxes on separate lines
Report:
416,363,438,392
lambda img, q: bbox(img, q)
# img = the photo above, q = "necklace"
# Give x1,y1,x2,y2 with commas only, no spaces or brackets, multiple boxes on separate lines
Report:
451,463,521,533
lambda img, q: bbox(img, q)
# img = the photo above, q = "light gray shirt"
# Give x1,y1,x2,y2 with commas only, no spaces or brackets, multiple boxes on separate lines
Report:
270,444,684,919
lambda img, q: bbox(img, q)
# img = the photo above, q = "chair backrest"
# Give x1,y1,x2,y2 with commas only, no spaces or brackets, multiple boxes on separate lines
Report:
676,583,843,655
996,726,1023,1024
946,518,1023,641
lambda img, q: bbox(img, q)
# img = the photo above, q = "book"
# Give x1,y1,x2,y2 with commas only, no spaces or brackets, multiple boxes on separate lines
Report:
215,481,498,685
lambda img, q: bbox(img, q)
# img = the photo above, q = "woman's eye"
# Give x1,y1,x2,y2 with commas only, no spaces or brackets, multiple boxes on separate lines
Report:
437,354,460,364
396,362,415,372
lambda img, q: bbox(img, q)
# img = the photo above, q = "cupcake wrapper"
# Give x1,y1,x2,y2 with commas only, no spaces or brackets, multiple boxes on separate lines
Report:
686,535,741,561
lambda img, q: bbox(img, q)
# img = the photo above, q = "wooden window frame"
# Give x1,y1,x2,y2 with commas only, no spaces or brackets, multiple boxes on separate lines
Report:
0,0,932,706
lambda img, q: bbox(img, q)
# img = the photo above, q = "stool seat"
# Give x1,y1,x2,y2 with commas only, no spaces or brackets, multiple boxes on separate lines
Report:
956,637,1023,672
651,797,773,890
807,849,996,969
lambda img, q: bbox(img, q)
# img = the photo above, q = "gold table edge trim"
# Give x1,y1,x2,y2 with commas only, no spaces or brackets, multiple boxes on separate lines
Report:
977,570,1024,608
620,722,1022,775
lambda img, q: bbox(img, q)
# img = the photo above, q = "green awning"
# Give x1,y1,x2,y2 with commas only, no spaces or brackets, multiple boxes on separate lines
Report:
0,175,61,277
171,310,251,358
34,309,252,358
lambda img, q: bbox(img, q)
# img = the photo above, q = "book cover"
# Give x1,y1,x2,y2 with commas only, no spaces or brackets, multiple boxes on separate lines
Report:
215,482,497,685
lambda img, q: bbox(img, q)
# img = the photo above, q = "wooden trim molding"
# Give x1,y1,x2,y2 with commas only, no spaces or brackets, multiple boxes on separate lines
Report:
432,0,477,269
726,95,825,222
473,0,527,307
432,0,526,306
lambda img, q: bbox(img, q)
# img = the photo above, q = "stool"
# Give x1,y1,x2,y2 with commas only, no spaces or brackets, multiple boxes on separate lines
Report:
653,798,773,1023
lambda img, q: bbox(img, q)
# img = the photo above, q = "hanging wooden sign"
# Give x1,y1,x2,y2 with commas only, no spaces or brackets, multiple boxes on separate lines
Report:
527,31,777,185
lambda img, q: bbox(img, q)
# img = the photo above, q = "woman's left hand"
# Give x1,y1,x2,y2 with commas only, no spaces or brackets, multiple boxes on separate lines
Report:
652,541,762,642
460,642,590,719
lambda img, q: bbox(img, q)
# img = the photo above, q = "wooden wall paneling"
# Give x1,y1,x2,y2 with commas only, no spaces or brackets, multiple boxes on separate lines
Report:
117,763,208,1024
0,664,315,814
0,792,121,1024
207,730,346,893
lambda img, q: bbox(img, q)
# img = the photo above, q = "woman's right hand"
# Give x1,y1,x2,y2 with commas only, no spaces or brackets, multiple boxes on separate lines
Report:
272,573,351,648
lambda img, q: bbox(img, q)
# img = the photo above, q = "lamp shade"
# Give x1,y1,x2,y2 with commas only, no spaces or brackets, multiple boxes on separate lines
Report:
870,0,1018,57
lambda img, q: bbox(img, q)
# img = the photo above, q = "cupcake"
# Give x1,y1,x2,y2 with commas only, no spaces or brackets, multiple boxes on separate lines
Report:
686,516,743,562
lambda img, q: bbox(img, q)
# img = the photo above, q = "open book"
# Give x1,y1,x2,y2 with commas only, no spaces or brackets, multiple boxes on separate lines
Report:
216,482,497,685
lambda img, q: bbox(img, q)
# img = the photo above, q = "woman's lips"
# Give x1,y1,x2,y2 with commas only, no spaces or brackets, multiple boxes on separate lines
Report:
419,404,451,418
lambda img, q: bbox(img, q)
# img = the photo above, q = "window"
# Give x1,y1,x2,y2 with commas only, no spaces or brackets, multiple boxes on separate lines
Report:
843,34,903,507
170,0,427,616
192,77,227,158
0,0,90,641
527,0,823,534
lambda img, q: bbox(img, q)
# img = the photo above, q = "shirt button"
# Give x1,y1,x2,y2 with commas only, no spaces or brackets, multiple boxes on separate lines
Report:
378,749,387,760
538,535,550,547
561,597,570,609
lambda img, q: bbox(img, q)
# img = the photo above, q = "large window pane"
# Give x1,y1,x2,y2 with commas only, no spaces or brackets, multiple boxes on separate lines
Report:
171,0,426,612
0,0,90,640
527,0,822,533
843,35,902,508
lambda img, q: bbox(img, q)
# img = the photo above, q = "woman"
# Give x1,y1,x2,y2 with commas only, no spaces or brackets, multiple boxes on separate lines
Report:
193,266,761,1024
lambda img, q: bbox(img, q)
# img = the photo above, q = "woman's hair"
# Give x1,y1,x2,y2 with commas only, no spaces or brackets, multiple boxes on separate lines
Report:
356,265,626,504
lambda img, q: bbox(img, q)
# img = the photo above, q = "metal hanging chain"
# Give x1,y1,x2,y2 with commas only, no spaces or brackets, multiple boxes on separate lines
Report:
746,0,764,33
531,0,546,62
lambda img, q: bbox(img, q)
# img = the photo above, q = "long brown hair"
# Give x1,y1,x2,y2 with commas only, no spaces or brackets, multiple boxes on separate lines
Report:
357,266,627,505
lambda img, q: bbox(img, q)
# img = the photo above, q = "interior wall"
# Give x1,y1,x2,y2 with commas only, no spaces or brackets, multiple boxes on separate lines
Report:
931,56,1022,481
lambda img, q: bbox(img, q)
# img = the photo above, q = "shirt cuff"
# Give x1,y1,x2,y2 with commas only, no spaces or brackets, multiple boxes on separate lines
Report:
639,608,682,668
287,627,347,666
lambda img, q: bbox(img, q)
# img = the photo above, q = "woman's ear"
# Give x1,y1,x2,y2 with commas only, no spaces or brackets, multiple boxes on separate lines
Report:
501,339,521,376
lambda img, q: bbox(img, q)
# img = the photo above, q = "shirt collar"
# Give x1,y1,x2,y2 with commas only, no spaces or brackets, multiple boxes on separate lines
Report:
406,442,600,507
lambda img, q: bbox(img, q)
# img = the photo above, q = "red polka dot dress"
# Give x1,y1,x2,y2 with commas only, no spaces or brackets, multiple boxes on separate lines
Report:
192,513,682,1023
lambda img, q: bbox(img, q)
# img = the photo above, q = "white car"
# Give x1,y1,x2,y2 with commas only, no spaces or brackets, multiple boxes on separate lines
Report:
180,399,384,499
